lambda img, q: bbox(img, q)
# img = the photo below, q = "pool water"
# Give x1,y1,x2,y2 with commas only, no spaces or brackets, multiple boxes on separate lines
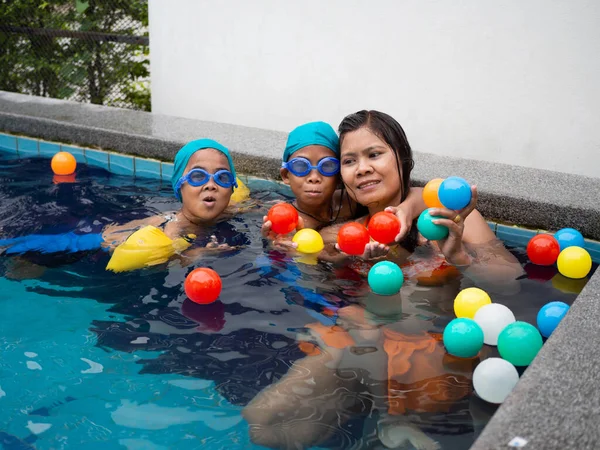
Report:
0,155,596,450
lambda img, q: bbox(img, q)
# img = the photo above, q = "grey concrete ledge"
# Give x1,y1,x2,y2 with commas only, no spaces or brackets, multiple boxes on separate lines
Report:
1,91,599,450
1,91,598,241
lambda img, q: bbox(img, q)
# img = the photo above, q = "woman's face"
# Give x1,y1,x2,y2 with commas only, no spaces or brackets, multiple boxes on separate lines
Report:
340,127,402,212
180,149,233,223
280,145,339,209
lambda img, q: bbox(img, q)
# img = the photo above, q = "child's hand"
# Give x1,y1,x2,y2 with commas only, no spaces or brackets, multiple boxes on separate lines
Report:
261,215,304,252
335,241,389,260
384,205,412,242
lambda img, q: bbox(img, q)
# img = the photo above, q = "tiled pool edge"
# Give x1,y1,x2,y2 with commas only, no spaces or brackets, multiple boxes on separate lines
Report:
2,91,600,450
3,131,600,263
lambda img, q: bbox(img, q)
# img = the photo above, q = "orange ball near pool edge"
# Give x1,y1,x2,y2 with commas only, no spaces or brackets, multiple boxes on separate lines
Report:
423,178,444,208
184,267,222,305
51,151,77,175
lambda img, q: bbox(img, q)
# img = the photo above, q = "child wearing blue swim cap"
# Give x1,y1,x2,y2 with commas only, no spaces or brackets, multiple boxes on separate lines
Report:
262,121,426,260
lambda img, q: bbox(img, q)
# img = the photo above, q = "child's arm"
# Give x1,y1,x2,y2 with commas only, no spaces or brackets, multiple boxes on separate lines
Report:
384,186,426,243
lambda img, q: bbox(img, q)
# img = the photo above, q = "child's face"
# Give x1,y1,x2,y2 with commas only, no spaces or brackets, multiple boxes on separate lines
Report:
281,145,339,208
180,149,233,223
340,127,402,210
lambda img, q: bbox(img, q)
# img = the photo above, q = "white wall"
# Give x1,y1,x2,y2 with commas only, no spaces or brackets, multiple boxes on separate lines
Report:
149,0,600,178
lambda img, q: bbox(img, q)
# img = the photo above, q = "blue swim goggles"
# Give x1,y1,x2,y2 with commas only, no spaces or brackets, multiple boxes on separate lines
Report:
175,168,237,194
281,157,340,177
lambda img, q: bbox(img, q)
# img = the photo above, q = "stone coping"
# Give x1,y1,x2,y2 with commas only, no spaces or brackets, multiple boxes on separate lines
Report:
1,90,599,450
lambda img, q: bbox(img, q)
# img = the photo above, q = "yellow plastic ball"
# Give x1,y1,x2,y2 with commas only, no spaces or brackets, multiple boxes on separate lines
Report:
557,246,592,279
454,287,491,319
292,229,324,254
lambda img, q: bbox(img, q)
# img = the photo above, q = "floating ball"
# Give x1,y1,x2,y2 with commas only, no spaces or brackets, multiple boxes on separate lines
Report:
554,228,585,251
557,246,592,279
438,176,471,210
337,222,370,255
526,234,560,266
443,318,484,358
51,151,77,175
473,358,519,404
474,303,516,346
184,267,222,305
497,321,543,366
423,178,444,208
267,203,299,235
454,287,491,319
417,209,449,241
368,212,401,244
368,261,404,296
293,228,324,254
536,301,570,338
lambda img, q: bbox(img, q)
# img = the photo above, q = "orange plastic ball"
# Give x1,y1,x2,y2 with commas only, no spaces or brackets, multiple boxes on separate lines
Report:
423,178,444,208
51,151,77,175
338,222,370,255
267,203,299,235
368,211,401,244
184,268,222,305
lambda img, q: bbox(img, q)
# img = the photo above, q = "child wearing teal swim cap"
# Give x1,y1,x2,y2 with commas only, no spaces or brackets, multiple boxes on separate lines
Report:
1,139,245,270
262,121,426,260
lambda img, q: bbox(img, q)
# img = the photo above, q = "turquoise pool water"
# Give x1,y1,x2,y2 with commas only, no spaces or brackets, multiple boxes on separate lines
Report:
0,154,596,450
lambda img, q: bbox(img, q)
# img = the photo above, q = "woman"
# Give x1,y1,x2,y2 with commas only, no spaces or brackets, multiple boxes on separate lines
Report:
243,111,523,450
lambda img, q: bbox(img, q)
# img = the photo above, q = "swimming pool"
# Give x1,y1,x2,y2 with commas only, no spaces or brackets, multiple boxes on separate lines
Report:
0,152,597,450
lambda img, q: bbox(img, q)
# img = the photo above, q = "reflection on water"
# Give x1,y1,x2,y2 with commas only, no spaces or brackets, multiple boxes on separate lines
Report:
0,156,596,449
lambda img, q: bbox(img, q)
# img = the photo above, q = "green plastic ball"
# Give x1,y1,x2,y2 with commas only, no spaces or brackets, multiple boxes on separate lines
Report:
443,318,484,358
417,209,449,241
368,261,404,296
497,321,543,366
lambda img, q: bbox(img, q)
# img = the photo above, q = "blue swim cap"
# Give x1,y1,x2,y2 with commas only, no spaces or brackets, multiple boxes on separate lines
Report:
283,121,339,162
172,139,237,201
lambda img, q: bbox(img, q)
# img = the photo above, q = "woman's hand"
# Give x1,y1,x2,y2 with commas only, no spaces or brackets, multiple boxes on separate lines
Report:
384,204,412,242
427,185,478,266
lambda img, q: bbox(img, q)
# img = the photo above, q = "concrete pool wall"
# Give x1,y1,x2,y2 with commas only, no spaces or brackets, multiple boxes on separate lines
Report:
1,90,599,449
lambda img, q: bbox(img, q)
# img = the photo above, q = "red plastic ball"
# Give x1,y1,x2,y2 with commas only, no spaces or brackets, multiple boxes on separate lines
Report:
184,268,222,304
267,203,299,235
337,222,370,255
367,212,401,244
527,234,560,266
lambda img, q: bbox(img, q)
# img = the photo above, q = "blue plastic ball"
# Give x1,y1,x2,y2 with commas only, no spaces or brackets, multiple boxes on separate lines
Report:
536,301,570,338
554,228,585,251
438,176,472,210
417,209,449,241
368,261,404,296
443,318,484,358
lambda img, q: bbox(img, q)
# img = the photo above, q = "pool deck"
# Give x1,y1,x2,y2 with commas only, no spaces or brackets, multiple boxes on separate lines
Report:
1,90,600,450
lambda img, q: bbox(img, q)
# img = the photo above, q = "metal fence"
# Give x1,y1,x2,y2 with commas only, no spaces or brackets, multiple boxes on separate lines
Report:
0,0,150,111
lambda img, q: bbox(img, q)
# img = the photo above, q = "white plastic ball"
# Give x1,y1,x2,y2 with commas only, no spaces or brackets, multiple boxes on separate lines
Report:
473,358,520,404
473,303,516,346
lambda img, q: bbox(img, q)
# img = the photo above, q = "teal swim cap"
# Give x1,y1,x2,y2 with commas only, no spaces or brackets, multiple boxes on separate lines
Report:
283,121,339,162
172,139,237,201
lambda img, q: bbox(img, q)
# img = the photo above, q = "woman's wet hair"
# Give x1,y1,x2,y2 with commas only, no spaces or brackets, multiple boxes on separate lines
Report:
338,110,418,251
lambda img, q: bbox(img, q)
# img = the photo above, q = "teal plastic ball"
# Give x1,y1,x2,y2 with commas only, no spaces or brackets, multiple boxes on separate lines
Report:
497,321,543,366
368,261,404,296
417,209,449,241
443,318,484,358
